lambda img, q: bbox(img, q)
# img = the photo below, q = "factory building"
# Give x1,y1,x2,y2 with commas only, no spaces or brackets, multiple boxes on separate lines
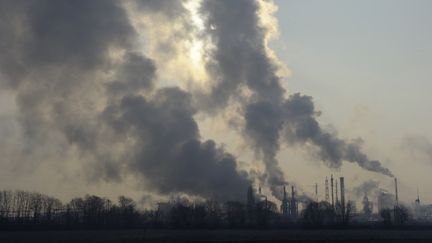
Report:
279,185,299,219
412,190,432,221
377,191,395,212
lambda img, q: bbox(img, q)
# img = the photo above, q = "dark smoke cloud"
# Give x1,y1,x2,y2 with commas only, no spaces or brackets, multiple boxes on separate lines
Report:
0,0,394,202
282,94,393,177
0,0,250,201
0,0,136,162
132,0,186,17
352,180,380,198
104,88,250,200
200,0,285,109
107,52,156,97
200,0,287,197
0,0,134,85
244,101,286,194
200,0,393,197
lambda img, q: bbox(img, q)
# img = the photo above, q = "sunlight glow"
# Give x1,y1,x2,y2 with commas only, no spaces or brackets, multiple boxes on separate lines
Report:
184,0,209,84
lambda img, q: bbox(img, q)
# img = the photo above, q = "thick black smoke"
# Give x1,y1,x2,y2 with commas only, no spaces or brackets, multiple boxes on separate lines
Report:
0,0,393,202
200,0,284,108
200,0,393,198
200,0,287,197
0,0,250,201
103,88,250,200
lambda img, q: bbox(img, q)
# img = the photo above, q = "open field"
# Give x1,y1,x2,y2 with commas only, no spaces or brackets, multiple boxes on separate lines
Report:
2,229,432,242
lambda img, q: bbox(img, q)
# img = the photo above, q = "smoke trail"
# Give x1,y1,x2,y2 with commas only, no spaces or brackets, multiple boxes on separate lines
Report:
199,0,393,198
282,94,393,177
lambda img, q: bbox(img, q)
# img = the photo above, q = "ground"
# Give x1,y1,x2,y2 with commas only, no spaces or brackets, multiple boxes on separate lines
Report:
2,229,432,242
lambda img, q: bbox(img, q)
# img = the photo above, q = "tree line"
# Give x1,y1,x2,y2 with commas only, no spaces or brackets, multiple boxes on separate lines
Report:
0,190,411,230
0,190,282,229
0,190,140,229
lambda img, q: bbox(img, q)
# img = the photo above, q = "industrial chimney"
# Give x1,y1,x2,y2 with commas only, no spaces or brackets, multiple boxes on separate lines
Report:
290,186,298,218
281,186,288,216
331,175,334,207
340,177,345,214
335,180,339,204
325,177,329,203
394,177,399,206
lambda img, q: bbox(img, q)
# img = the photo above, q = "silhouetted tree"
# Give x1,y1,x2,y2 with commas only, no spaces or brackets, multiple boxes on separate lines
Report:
380,208,392,226
169,202,193,228
117,196,139,227
192,203,207,228
302,201,336,227
394,205,409,225
256,200,277,228
204,200,222,228
224,201,246,228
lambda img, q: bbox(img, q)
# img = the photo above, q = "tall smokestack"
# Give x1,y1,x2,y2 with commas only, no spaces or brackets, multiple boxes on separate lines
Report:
325,177,329,202
340,177,345,213
416,187,420,205
290,186,298,217
335,180,339,204
394,178,398,206
281,185,288,215
331,175,334,207
247,185,255,209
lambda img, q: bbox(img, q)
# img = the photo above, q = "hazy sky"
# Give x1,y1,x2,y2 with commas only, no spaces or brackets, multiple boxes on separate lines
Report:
274,0,432,136
0,0,431,209
271,0,432,202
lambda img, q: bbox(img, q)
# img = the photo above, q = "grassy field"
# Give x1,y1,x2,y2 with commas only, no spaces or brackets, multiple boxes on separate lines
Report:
2,229,432,242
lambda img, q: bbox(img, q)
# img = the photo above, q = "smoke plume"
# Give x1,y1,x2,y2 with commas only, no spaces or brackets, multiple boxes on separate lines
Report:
0,0,393,202
0,0,250,201
353,180,380,198
199,0,393,198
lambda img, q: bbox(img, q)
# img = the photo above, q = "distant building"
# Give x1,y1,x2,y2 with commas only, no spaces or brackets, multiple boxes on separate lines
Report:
413,192,432,221
362,193,373,216
378,191,394,212
414,204,432,221
347,200,357,214
280,186,289,216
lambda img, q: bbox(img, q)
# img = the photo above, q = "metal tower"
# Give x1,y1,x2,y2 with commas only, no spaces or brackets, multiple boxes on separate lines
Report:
335,180,339,204
415,187,420,205
331,174,334,207
325,177,330,202
394,178,399,206
281,186,289,216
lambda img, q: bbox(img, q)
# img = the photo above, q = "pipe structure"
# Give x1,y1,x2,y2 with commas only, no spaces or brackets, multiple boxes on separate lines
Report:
335,180,338,204
340,177,345,215
325,177,329,202
394,178,399,206
281,186,288,215
331,175,334,207
291,186,297,217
